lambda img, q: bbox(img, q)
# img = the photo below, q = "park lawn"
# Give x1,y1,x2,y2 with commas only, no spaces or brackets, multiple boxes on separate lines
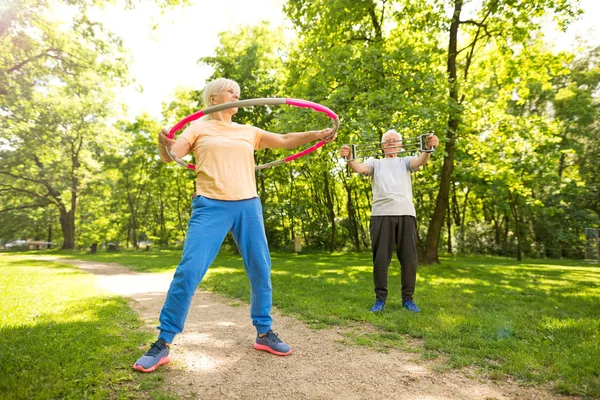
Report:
50,250,600,396
0,254,179,400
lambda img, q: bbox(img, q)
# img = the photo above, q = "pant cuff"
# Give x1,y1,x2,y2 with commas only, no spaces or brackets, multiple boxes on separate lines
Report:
255,325,271,335
158,330,176,343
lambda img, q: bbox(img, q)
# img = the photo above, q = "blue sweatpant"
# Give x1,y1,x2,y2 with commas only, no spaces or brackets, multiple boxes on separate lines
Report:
157,195,272,343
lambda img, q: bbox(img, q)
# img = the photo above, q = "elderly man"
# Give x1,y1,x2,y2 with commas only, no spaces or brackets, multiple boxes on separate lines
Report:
340,130,438,313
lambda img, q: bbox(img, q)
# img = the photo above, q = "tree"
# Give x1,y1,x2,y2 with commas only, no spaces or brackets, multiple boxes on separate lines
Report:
0,0,127,249
422,0,582,264
0,77,123,249
441,37,599,260
113,115,161,248
283,0,447,251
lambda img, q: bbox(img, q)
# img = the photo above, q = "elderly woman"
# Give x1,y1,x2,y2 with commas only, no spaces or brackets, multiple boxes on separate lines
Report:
133,78,336,372
340,129,438,314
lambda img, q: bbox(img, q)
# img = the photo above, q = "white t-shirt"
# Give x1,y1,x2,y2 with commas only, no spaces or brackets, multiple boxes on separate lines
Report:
364,156,417,216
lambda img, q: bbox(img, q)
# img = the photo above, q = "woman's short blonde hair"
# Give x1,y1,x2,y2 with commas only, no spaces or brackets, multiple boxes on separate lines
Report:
381,129,402,143
202,78,241,108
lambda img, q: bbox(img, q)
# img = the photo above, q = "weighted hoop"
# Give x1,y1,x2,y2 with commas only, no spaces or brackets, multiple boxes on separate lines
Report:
166,98,340,171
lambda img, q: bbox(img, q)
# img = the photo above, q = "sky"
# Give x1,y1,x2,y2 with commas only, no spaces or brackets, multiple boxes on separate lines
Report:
88,0,599,121
89,0,289,120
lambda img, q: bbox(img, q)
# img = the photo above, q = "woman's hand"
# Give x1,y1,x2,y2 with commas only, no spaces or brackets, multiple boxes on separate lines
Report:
158,128,176,148
316,128,336,143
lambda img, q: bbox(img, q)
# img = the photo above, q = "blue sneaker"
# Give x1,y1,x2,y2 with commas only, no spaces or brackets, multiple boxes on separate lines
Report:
402,299,421,313
132,339,171,372
254,330,292,356
370,299,385,312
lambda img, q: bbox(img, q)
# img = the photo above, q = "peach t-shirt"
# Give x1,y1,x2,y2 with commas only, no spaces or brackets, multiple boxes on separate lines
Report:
179,119,266,200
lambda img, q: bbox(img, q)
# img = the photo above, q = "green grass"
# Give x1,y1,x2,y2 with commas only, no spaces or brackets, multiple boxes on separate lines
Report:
0,254,179,400
9,249,600,397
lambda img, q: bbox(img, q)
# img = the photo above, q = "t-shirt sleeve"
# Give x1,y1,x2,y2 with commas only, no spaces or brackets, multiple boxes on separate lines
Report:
364,157,375,176
254,127,268,150
179,122,201,146
405,156,418,173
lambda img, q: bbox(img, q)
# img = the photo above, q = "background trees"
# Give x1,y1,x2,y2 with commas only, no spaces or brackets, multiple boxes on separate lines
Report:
0,0,127,249
1,0,598,261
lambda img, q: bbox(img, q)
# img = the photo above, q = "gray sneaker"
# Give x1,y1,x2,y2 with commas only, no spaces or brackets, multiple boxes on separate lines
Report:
254,330,292,356
132,339,171,372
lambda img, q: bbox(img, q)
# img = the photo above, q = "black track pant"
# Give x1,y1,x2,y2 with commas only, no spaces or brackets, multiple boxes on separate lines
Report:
370,215,418,303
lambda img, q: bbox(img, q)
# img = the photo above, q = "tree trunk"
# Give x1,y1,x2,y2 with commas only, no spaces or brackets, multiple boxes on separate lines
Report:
558,151,566,179
347,186,360,251
459,187,470,247
515,217,523,261
60,208,75,249
158,194,167,246
323,171,336,252
447,201,452,254
60,141,81,250
509,192,523,261
424,0,463,264
259,173,266,201
47,224,52,248
342,175,361,251
354,190,369,248
493,216,501,247
503,214,509,250
127,193,138,249
132,214,138,249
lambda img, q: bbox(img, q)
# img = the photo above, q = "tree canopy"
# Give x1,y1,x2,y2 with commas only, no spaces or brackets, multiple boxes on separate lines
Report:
1,0,598,262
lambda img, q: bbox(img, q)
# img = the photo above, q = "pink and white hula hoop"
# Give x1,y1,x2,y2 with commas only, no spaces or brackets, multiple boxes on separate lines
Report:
166,98,339,171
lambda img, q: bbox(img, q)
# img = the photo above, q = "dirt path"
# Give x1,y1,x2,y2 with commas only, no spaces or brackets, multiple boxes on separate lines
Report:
50,258,573,400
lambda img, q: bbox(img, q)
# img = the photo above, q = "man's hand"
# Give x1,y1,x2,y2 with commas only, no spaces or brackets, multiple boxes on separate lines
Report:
425,135,439,150
340,144,351,159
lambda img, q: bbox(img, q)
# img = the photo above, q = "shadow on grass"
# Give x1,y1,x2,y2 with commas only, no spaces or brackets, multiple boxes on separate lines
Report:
2,257,78,271
50,250,182,273
0,297,170,400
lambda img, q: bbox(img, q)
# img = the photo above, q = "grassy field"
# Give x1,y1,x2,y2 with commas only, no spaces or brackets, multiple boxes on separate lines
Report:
3,249,599,397
0,254,178,400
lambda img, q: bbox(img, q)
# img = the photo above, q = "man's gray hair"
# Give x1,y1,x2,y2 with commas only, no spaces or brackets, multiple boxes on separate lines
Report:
381,129,402,143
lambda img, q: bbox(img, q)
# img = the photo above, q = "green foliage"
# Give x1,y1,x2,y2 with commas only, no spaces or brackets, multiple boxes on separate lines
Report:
1,0,599,258
451,42,600,259
0,0,128,249
279,0,450,250
0,0,128,102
